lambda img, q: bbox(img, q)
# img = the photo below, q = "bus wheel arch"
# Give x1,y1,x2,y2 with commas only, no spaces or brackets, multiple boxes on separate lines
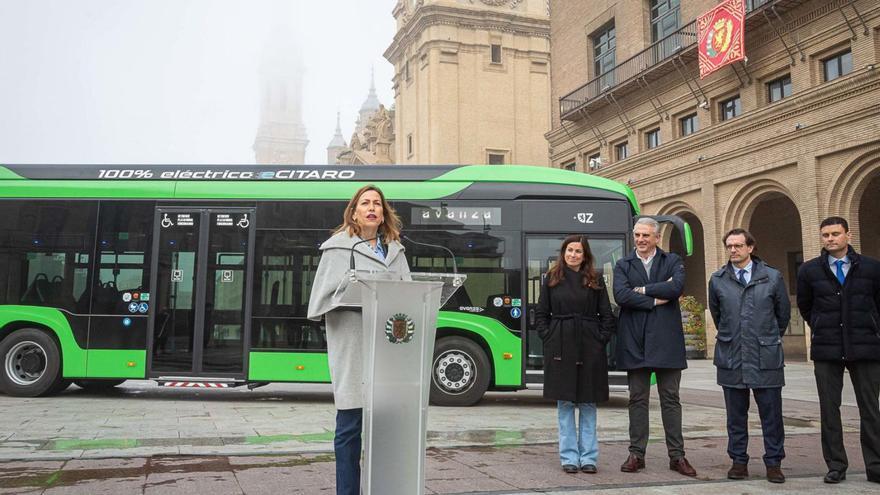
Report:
0,325,68,397
430,331,492,407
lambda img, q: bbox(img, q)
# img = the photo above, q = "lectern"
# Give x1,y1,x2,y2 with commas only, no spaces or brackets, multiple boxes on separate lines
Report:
333,270,466,495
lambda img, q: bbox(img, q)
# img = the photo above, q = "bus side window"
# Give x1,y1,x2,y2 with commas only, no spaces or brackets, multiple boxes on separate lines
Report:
87,201,155,350
251,229,327,351
0,200,97,314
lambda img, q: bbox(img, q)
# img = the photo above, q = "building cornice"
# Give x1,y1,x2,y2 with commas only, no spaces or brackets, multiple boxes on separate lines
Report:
385,3,549,62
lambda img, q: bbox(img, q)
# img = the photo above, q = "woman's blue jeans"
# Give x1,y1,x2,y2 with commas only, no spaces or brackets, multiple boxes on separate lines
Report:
557,401,598,466
335,408,362,495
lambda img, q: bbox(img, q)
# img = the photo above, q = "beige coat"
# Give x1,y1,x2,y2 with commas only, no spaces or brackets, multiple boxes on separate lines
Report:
307,230,410,410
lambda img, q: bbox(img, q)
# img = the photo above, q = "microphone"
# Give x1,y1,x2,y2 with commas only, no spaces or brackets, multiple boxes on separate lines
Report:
402,235,458,274
349,236,379,271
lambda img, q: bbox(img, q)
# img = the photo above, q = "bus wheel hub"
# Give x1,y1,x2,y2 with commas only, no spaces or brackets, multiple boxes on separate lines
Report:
6,341,47,384
435,351,474,393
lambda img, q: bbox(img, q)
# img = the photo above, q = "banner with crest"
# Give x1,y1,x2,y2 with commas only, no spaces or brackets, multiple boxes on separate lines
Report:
698,0,746,79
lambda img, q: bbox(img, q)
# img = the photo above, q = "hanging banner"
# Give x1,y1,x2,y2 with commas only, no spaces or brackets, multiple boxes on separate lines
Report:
698,0,746,79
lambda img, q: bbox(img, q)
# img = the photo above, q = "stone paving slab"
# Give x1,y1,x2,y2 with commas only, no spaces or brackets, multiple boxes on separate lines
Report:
0,361,856,462
0,432,871,494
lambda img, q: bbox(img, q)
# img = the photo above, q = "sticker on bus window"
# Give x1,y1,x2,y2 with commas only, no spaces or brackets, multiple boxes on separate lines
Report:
137,302,149,314
128,302,139,313
510,307,522,318
141,293,150,302
492,297,503,307
122,292,132,302
512,298,522,307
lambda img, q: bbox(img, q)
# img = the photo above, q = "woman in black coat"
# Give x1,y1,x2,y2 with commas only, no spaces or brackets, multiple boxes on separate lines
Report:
536,235,616,474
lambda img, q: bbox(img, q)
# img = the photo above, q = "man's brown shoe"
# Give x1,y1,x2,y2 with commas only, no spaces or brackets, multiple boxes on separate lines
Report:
727,463,748,480
766,466,785,484
669,457,697,477
620,453,645,472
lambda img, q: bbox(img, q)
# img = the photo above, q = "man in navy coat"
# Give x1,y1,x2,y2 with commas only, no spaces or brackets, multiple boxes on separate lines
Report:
614,217,696,477
797,216,880,484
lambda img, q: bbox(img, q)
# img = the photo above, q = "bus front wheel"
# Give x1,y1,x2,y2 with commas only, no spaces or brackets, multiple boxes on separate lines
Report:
0,328,66,397
430,336,490,407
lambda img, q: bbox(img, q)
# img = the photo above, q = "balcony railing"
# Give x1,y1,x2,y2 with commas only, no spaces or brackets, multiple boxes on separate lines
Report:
559,0,776,120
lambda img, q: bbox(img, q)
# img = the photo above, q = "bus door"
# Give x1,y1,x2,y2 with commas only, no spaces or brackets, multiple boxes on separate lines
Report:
524,234,625,387
147,207,255,380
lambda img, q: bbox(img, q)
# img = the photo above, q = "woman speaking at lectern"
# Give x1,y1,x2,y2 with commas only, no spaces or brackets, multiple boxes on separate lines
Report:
307,184,410,495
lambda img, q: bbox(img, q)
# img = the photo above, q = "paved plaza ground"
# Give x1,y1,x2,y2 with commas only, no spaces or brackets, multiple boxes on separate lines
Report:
0,359,877,494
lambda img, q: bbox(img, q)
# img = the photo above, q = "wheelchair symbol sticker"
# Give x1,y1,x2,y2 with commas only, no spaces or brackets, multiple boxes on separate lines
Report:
137,302,149,314
510,307,522,318
237,214,250,229
161,213,174,228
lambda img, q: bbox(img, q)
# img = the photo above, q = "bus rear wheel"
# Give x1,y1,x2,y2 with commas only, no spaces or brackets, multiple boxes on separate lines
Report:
430,336,490,407
74,379,126,391
0,328,65,397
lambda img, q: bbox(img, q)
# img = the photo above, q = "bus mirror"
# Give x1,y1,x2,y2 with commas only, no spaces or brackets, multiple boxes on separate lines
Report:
634,215,694,257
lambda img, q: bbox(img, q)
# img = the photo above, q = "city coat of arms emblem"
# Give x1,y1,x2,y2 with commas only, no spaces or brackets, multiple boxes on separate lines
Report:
385,313,415,344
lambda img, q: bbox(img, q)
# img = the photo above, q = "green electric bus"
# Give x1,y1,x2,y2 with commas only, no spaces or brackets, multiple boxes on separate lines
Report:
0,164,691,405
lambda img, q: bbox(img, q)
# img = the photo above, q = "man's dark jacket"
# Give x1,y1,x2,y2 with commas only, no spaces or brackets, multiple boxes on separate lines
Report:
796,246,880,362
708,258,791,388
613,247,687,370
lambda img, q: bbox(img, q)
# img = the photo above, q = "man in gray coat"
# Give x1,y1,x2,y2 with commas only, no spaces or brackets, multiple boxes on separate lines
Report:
708,228,791,484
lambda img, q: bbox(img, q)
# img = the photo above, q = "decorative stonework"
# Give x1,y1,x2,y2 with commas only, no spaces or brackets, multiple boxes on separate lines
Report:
337,105,395,165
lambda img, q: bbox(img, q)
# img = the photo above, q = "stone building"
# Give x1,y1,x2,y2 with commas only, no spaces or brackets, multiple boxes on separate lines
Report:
547,0,880,359
385,0,552,166
326,112,348,165
332,75,397,165
337,105,396,165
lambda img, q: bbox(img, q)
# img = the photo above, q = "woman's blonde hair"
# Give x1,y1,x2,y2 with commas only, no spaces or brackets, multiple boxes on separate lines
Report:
335,184,402,241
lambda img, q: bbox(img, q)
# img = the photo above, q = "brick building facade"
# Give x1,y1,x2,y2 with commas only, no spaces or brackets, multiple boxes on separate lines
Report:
547,0,880,359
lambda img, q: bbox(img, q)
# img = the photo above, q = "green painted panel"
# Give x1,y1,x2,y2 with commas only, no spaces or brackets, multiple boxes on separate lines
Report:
0,180,468,200
0,306,87,377
173,180,469,200
436,311,522,386
433,165,640,214
248,352,331,382
0,181,176,198
0,166,23,180
86,349,146,378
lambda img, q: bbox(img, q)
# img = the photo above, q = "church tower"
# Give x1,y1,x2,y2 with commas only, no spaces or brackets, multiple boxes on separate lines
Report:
385,0,550,166
356,69,382,132
326,112,347,164
253,29,309,165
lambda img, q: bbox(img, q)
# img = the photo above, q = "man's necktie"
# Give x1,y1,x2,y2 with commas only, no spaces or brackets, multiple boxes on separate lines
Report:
835,259,846,285
737,269,747,286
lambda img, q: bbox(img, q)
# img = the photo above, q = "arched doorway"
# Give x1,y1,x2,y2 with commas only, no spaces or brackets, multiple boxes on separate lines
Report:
747,193,806,361
668,212,707,308
857,173,880,259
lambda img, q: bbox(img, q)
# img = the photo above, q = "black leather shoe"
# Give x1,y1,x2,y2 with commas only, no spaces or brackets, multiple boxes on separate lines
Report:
581,464,597,474
562,464,578,474
823,470,846,484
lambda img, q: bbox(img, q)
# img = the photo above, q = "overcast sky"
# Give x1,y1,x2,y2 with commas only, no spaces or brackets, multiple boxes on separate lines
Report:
0,0,397,165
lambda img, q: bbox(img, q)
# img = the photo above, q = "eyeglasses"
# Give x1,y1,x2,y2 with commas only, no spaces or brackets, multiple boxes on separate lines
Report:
725,243,746,250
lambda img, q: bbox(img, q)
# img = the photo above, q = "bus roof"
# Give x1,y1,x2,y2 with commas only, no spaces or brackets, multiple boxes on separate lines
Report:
0,164,639,213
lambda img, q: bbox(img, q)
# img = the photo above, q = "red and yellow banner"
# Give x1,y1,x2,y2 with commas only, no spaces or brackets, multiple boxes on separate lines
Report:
698,0,746,79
